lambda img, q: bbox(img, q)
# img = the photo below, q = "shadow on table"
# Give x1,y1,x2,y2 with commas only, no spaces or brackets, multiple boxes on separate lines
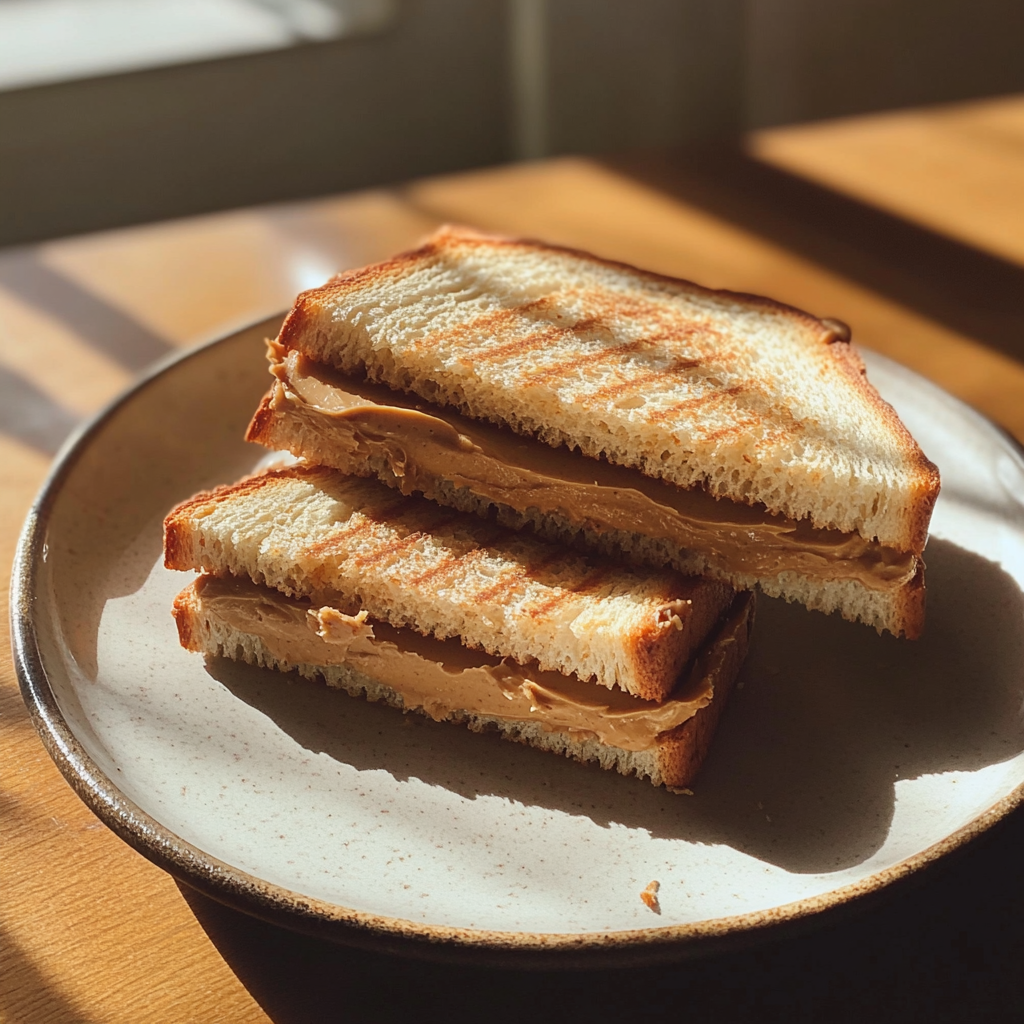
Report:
0,917,102,1024
601,146,1024,367
210,537,1024,874
0,247,176,456
0,362,80,456
178,800,1024,1024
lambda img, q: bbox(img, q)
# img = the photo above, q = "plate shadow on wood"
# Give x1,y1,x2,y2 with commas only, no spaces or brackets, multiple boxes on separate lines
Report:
209,536,1024,875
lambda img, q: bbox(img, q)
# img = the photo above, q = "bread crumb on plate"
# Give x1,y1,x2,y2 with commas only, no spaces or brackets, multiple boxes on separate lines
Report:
640,880,661,914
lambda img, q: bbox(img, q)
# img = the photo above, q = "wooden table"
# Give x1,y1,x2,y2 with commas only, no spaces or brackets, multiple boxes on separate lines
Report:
3,94,1024,1023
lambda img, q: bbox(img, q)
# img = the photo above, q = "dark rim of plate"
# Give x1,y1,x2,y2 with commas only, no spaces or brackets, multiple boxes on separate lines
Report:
11,314,1024,969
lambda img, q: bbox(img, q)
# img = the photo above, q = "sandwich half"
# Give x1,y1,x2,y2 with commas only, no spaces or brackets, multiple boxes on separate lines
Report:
163,465,735,701
172,574,754,791
247,226,939,638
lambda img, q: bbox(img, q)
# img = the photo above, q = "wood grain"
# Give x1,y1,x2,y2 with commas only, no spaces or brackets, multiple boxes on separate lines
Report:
751,94,1024,267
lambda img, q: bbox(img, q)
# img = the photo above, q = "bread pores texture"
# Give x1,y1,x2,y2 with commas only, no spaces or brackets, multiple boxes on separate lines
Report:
277,226,939,553
163,466,734,700
248,400,925,638
172,582,754,790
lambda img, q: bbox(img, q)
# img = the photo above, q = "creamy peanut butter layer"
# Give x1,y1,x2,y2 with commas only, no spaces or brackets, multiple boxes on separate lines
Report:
249,348,917,593
185,574,753,752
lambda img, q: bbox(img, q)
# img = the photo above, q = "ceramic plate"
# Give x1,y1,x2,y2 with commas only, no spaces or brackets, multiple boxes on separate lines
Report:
13,314,1024,966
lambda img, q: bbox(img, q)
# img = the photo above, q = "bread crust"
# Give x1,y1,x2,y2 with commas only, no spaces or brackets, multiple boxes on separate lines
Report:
654,590,754,788
280,225,830,349
245,390,278,449
164,466,304,571
827,338,940,554
172,583,200,650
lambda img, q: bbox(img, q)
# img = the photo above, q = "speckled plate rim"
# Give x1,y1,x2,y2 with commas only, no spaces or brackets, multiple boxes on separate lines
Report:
12,314,1024,969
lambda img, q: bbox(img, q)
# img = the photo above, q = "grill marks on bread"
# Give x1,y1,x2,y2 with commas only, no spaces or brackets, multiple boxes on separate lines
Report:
391,287,797,465
163,466,733,698
286,227,940,551
523,567,613,623
588,356,704,403
525,338,650,388
469,548,568,606
346,279,811,489
403,287,747,408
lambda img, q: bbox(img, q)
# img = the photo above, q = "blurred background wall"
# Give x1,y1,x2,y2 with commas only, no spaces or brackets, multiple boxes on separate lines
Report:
1,0,1022,247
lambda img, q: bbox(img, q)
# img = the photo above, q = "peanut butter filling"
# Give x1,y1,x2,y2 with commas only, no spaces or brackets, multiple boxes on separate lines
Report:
264,349,917,592
194,575,752,752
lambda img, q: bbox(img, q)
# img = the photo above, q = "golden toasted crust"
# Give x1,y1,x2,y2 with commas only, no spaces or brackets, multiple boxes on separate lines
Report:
163,467,303,572
244,390,278,449
893,560,927,641
827,337,940,554
279,225,831,349
171,584,200,650
655,590,754,789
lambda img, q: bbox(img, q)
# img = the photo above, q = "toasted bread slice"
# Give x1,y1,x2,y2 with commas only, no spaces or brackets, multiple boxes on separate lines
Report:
276,225,938,555
247,350,926,638
173,575,754,790
163,466,734,700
